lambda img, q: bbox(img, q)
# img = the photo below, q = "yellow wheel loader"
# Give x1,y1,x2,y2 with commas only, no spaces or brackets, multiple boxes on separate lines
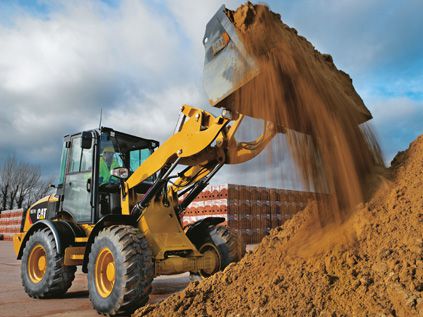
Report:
12,6,276,316
13,5,374,315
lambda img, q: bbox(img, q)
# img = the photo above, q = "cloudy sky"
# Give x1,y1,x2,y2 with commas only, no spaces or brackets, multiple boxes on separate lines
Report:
0,0,422,189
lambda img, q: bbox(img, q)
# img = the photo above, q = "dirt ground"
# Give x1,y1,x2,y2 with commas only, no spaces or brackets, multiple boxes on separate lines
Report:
0,241,190,317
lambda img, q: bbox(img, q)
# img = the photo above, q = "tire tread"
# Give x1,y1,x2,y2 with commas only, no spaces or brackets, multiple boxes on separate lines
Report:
88,225,153,316
21,228,76,298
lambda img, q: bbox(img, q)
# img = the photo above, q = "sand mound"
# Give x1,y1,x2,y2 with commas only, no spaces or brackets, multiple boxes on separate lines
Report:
135,3,421,316
135,135,422,317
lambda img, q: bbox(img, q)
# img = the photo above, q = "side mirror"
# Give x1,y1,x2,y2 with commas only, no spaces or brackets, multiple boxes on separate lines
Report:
81,131,92,149
111,167,129,180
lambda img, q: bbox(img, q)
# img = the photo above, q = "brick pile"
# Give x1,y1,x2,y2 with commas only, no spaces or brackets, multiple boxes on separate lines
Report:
0,187,319,244
0,209,23,241
182,184,320,244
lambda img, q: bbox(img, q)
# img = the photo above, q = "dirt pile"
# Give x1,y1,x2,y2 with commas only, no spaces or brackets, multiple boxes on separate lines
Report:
135,135,422,317
134,2,421,316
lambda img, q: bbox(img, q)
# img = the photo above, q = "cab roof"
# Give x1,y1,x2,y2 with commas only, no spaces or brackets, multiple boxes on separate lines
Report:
64,126,159,150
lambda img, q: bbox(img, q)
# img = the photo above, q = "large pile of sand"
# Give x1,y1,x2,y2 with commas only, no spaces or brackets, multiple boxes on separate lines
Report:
135,135,422,317
134,2,422,315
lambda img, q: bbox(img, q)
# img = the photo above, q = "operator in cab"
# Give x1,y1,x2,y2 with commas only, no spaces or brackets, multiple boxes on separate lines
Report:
99,146,121,185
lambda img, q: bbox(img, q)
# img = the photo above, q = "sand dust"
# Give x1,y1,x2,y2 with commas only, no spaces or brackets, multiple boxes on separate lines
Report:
222,3,383,225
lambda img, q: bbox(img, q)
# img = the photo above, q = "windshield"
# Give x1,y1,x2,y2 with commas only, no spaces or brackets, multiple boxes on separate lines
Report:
99,131,154,184
129,148,152,172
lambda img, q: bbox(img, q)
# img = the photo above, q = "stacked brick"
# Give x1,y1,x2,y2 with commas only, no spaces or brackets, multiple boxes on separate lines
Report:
182,184,321,244
0,209,23,241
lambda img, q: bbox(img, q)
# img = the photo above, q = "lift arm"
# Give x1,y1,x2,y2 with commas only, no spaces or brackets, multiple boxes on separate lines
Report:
119,104,278,265
122,105,278,216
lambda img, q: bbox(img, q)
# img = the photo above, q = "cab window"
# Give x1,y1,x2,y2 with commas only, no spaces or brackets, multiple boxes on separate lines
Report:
80,147,93,171
69,138,82,173
129,148,151,172
69,137,93,173
58,142,68,185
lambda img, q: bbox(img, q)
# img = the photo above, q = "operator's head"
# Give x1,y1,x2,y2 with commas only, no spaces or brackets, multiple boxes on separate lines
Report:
102,146,115,165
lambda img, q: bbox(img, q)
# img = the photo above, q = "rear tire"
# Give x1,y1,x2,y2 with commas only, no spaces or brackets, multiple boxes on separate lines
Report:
196,225,245,278
21,228,76,298
88,225,154,316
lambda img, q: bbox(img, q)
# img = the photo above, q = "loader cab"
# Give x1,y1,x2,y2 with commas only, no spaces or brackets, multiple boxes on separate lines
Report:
55,127,159,224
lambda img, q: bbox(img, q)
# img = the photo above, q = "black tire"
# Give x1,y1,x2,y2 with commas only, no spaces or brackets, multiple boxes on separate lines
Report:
21,228,76,298
197,225,245,278
88,225,154,316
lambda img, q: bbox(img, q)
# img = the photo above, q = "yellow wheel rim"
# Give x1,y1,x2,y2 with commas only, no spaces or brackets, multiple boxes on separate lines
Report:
199,243,220,277
27,244,47,283
95,247,115,298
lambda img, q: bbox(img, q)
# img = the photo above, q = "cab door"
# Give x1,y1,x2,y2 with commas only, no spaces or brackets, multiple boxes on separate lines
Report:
62,133,95,223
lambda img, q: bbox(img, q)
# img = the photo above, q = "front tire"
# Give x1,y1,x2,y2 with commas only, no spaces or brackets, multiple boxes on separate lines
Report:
21,228,76,298
88,225,154,316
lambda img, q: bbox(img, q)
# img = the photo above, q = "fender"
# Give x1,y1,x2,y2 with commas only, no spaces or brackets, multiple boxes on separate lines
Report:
185,216,225,249
16,220,76,260
82,214,136,273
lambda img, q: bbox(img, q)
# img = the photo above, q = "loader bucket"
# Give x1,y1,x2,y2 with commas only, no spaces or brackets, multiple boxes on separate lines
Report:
203,5,259,107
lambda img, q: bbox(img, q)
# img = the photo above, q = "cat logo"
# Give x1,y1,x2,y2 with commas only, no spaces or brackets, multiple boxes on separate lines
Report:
30,208,47,220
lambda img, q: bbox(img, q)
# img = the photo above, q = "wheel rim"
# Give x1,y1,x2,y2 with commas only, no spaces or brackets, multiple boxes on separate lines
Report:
199,243,220,278
95,247,115,298
27,244,47,284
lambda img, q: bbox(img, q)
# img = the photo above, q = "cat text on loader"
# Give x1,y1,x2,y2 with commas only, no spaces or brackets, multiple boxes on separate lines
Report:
12,6,278,315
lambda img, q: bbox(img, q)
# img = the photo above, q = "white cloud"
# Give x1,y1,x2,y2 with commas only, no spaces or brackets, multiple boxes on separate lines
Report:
0,0,246,179
0,0,203,174
165,0,242,61
0,0,421,189
365,97,423,163
272,0,423,78
96,83,206,142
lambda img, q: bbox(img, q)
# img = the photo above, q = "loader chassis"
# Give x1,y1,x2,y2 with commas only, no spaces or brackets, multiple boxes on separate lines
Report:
13,104,273,315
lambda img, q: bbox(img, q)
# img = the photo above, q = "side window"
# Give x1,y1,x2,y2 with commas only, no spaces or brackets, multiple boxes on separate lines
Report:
80,147,93,171
58,142,68,185
69,137,93,173
62,134,93,223
141,148,151,161
129,148,151,172
69,138,82,173
129,150,140,172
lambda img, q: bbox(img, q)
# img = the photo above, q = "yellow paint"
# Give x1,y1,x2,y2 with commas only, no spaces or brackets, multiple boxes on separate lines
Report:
74,237,88,243
198,243,220,277
226,118,278,164
13,233,24,257
139,194,201,260
27,244,46,284
95,247,115,298
125,105,229,190
64,246,85,266
80,224,94,236
155,247,219,276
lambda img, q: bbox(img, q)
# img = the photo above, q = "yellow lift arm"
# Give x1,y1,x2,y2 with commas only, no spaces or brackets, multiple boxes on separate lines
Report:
120,104,277,272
